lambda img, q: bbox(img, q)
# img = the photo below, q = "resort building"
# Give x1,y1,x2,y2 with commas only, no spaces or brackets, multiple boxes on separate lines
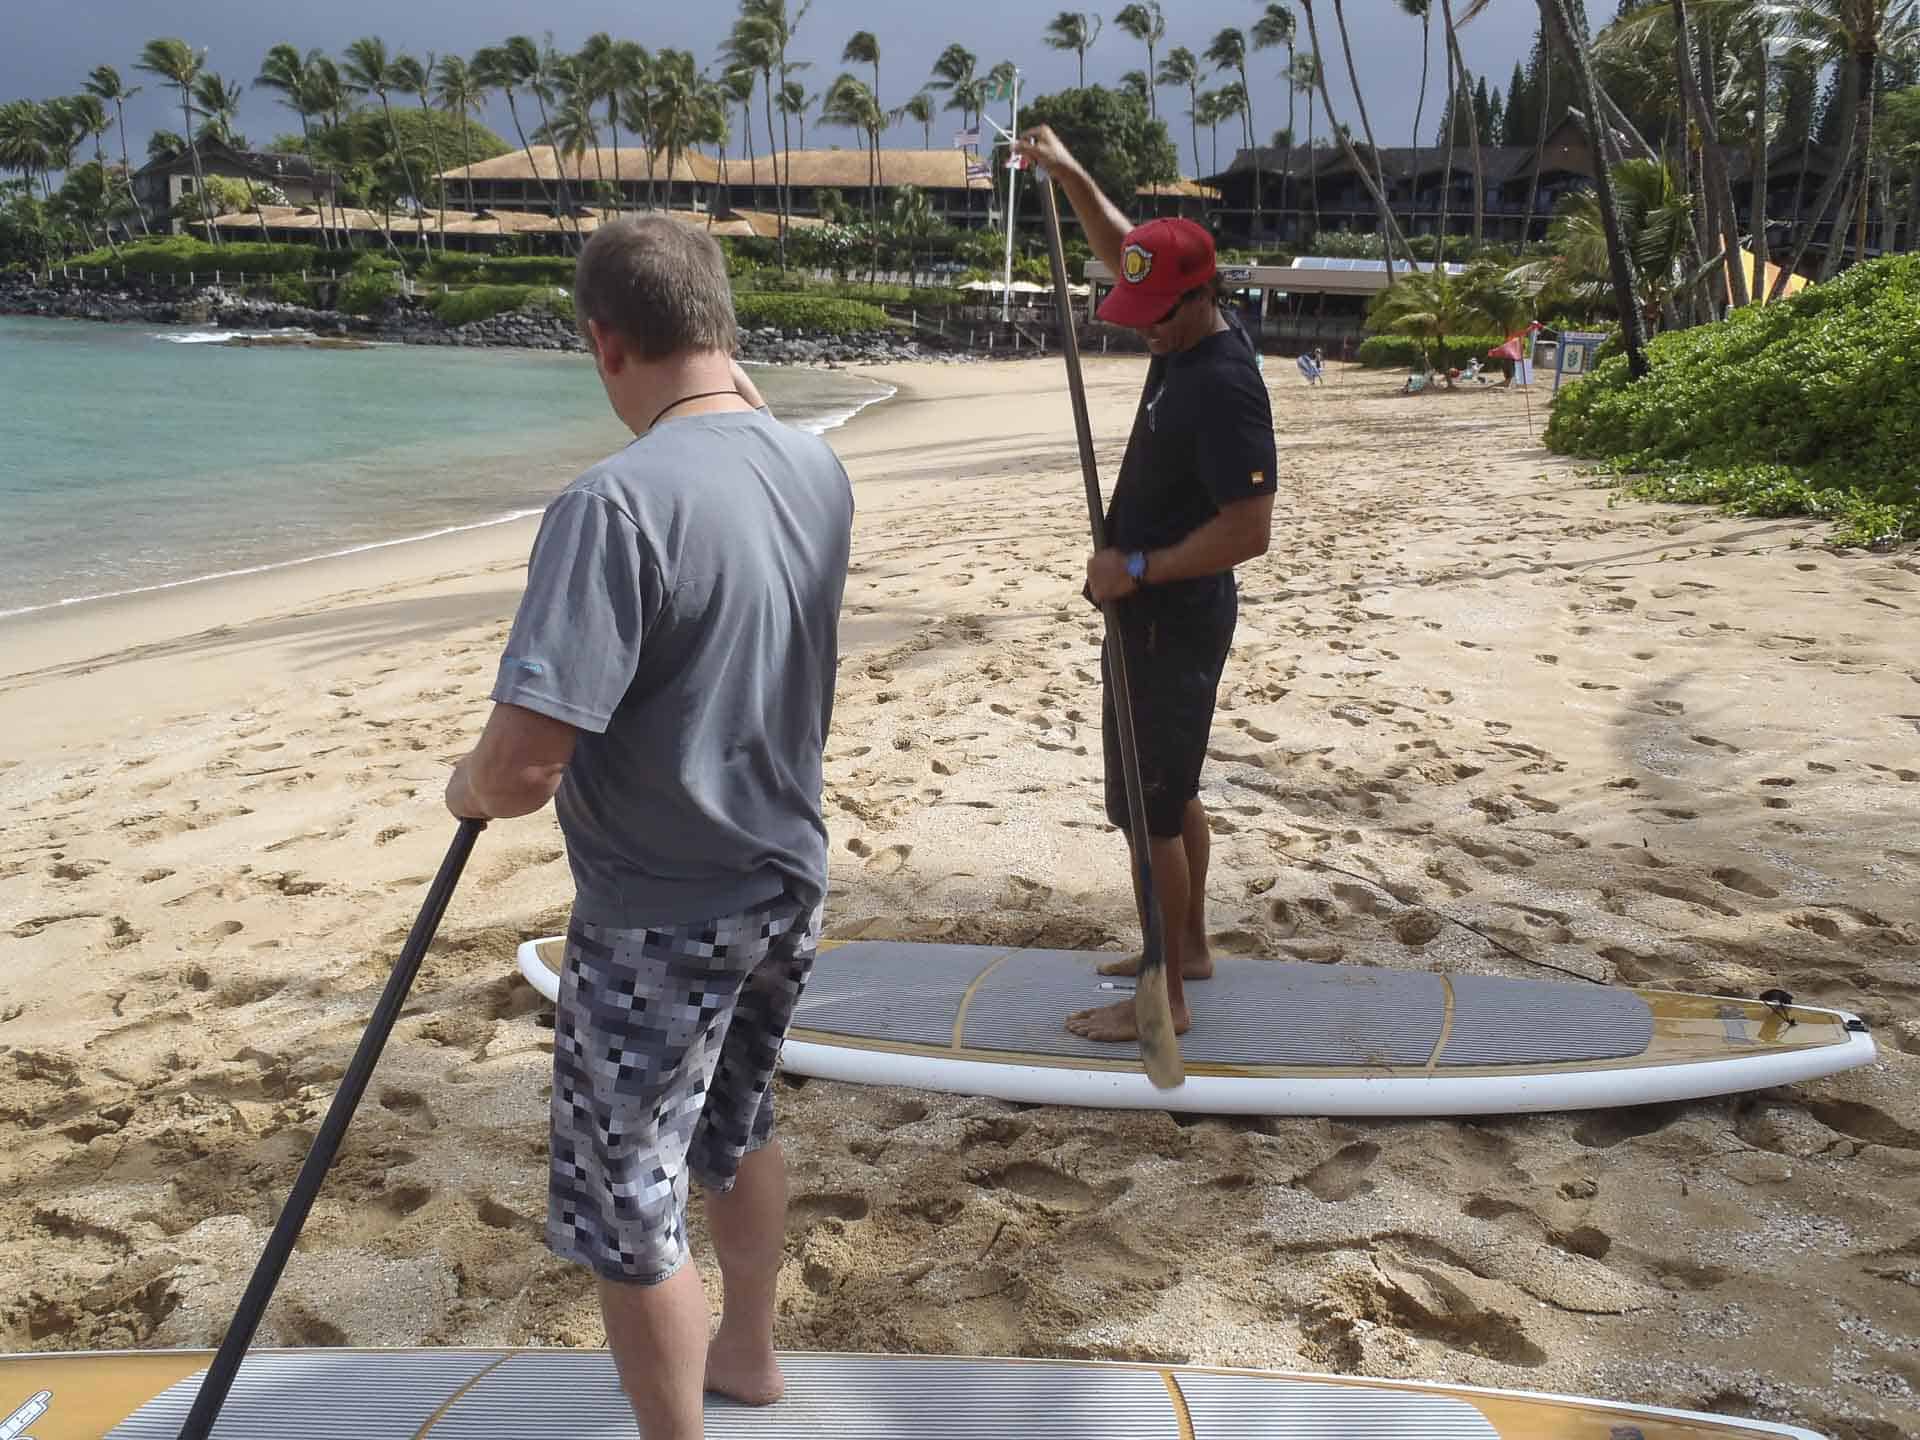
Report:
132,140,339,235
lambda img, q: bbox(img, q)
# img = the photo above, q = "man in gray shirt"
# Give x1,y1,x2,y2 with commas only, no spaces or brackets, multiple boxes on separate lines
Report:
446,217,852,1439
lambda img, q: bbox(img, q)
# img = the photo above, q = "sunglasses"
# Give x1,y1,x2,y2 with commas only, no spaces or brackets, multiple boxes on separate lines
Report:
1150,288,1204,327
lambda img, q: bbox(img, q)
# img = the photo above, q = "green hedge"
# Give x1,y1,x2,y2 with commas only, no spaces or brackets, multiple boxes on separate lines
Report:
421,254,576,285
430,284,573,327
1545,254,1920,547
67,237,324,277
338,271,399,315
733,294,896,335
1357,334,1505,370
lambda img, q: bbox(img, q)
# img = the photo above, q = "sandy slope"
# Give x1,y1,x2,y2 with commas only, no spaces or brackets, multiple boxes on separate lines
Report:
1,358,1916,1438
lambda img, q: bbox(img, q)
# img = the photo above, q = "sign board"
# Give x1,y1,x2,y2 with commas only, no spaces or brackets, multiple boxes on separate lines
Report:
1219,265,1254,283
1553,331,1608,392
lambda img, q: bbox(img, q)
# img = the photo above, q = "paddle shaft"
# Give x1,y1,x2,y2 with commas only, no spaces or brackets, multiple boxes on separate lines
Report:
177,818,486,1440
1035,179,1180,1082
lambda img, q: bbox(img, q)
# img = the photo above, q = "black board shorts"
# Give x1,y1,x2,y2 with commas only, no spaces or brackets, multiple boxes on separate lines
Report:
1100,579,1238,838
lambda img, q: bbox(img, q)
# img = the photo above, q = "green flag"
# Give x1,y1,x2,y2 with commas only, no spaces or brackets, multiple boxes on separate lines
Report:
986,73,1013,104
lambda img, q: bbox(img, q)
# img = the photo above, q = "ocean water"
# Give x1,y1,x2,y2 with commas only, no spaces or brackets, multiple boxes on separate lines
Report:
0,316,891,617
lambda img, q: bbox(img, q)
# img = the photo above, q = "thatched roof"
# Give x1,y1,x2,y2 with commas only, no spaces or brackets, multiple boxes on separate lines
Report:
705,148,996,191
438,146,719,185
207,203,821,241
1138,179,1219,200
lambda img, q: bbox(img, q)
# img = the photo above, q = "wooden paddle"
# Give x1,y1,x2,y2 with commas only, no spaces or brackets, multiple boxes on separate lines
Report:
1035,176,1184,1091
177,818,486,1439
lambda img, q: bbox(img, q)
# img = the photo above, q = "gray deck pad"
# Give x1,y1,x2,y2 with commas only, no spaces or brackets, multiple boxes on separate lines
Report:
74,1347,1812,1439
796,943,1654,1069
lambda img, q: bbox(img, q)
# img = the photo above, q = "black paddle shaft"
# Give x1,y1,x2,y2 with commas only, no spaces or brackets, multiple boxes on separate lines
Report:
1035,179,1170,984
177,817,485,1440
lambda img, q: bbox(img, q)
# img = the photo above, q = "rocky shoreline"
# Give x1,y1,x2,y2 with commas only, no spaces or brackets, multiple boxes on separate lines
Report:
0,275,965,365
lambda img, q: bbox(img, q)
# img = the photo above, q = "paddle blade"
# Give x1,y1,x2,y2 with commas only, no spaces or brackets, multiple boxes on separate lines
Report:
1133,956,1185,1090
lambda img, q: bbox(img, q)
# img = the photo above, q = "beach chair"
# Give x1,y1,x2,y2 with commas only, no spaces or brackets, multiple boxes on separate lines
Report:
1296,352,1323,386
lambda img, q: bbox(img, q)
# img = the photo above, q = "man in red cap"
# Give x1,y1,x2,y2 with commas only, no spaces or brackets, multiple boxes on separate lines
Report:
1012,125,1277,1044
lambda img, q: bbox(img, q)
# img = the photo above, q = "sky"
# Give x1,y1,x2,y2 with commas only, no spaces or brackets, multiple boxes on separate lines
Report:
15,2,1600,176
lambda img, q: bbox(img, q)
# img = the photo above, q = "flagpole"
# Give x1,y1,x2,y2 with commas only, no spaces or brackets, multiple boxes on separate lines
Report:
1001,69,1020,325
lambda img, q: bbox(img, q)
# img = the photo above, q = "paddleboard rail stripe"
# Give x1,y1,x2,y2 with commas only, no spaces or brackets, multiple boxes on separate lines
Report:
1426,975,1457,1074
1161,1370,1196,1440
408,1353,512,1440
950,946,1019,1052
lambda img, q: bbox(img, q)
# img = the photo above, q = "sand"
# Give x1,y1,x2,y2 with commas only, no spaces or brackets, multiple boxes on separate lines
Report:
1,358,1916,1438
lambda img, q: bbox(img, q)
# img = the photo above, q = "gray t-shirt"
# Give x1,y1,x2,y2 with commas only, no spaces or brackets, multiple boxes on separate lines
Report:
491,407,853,928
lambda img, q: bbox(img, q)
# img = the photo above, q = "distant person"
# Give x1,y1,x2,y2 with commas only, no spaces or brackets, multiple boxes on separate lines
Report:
445,216,853,1440
1297,350,1324,385
1014,124,1277,1045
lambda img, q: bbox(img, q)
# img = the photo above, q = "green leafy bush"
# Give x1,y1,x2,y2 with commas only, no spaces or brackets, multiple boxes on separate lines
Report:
338,270,399,315
349,252,404,276
430,284,572,327
733,294,896,335
1357,334,1504,370
269,275,316,306
68,237,323,277
1545,254,1920,546
421,254,577,286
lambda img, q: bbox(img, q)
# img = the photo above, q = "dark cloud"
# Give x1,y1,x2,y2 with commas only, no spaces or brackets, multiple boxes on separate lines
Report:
14,3,1592,175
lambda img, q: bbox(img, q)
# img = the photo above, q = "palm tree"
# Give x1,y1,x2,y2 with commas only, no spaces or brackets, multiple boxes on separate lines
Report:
1115,3,1168,119
592,40,648,214
1368,262,1506,367
890,183,936,278
0,100,54,201
136,38,218,245
649,48,707,222
433,55,484,221
620,56,664,211
187,73,275,241
86,66,148,235
1195,90,1229,175
472,40,565,226
824,72,886,261
896,90,936,147
928,43,980,130
1045,12,1105,88
742,0,812,263
842,31,884,203
1298,0,1421,266
1532,0,1651,377
1206,28,1258,225
1329,0,1403,267
1528,157,1695,328
1252,5,1296,232
1439,0,1485,243
729,11,787,261
1119,69,1152,105
779,79,817,149
389,54,450,249
720,66,757,216
1290,53,1323,234
342,38,429,248
1159,47,1206,176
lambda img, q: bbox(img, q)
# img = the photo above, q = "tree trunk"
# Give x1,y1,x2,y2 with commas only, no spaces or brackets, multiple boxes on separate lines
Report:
1284,45,1298,243
777,44,797,267
1851,50,1876,263
1821,176,1857,278
115,101,151,235
1771,101,1857,298
1537,0,1649,379
414,95,448,253
181,89,219,246
1332,0,1397,276
1877,164,1894,255
1188,80,1202,179
1242,58,1261,238
1147,38,1157,121
504,92,562,219
1439,0,1483,244
1670,0,1747,306
462,110,479,218
1750,29,1768,303
1437,43,1457,253
1906,167,1919,253
763,68,784,266
1301,0,1420,269
1525,41,1550,244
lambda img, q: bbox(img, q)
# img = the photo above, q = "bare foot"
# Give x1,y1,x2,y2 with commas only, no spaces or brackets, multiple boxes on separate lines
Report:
1095,945,1214,981
1065,997,1193,1042
705,1332,785,1407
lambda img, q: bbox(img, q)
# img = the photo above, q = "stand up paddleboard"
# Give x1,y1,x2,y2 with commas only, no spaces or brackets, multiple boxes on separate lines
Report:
5,1347,1825,1439
515,938,1873,1116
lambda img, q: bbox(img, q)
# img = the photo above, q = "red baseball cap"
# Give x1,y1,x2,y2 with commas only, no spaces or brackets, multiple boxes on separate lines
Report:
1097,218,1217,328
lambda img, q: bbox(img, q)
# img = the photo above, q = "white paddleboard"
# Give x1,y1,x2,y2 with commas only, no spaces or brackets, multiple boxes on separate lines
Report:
6,1347,1825,1438
515,937,1874,1116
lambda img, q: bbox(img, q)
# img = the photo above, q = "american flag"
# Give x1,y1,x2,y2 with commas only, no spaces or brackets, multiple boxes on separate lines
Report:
966,160,990,182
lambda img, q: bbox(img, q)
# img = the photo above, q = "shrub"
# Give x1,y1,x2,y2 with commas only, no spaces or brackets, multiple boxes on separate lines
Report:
1545,254,1920,546
338,270,399,315
268,275,316,306
733,294,896,335
421,253,577,286
430,284,573,327
1356,334,1504,371
349,251,404,276
68,236,323,277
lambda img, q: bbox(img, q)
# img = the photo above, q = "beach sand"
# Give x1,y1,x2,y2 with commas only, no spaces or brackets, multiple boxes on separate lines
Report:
2,359,1916,1437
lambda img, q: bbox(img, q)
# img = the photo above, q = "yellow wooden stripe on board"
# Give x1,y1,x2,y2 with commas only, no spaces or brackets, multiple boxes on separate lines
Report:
412,1352,513,1438
1425,974,1457,1073
949,947,1017,1051
1161,1369,1197,1440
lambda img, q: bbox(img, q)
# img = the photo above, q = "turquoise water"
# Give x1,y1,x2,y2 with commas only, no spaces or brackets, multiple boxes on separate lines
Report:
0,316,889,616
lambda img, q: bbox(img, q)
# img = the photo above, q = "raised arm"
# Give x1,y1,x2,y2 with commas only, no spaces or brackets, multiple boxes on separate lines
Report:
1012,126,1132,280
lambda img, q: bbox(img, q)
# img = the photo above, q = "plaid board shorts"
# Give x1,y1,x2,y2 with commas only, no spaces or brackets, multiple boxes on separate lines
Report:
547,897,820,1285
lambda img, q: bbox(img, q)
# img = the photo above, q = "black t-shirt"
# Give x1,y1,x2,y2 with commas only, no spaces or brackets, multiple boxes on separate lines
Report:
1106,314,1278,612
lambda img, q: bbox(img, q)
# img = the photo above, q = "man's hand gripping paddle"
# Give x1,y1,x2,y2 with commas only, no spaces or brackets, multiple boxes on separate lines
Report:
176,818,486,1439
1036,178,1184,1091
